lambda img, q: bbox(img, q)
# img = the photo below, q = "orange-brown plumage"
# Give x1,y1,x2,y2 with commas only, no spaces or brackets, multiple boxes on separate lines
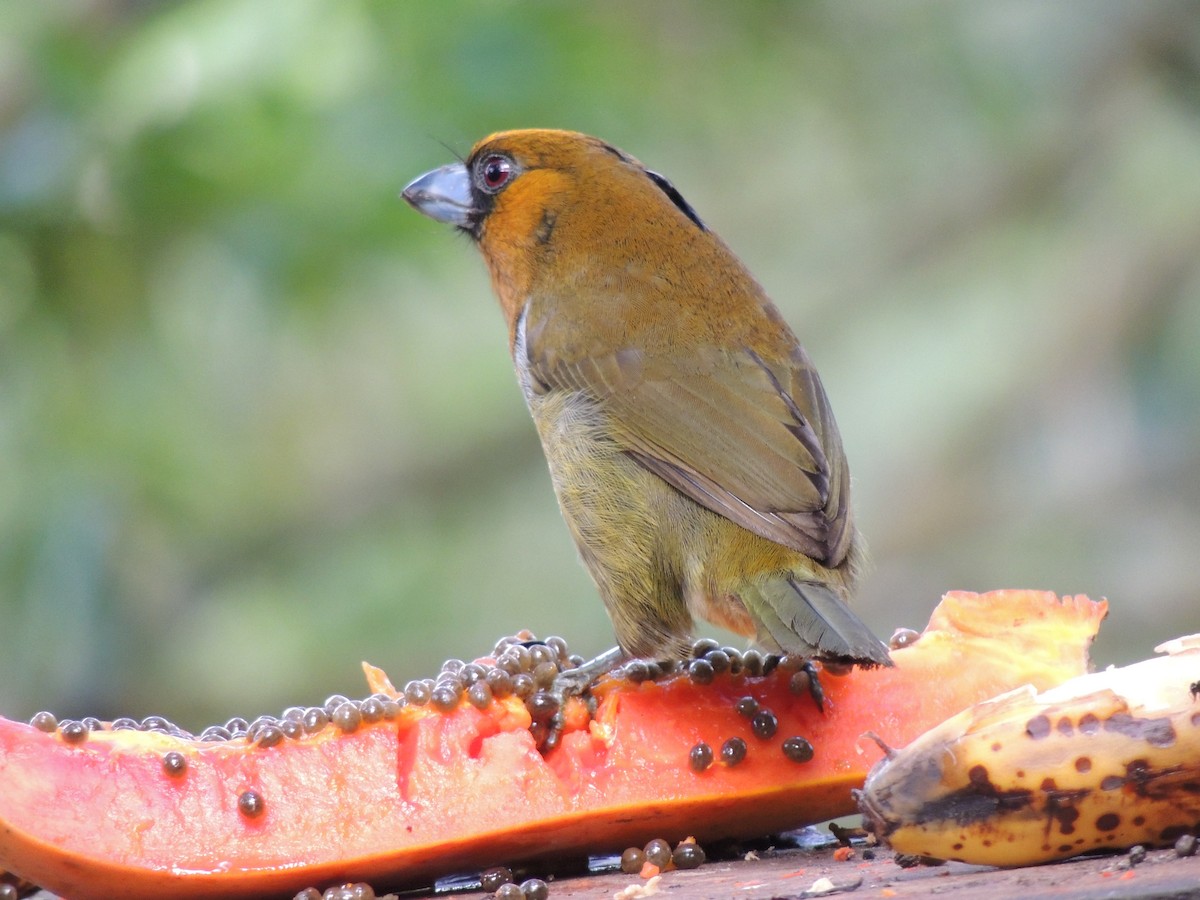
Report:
403,129,890,668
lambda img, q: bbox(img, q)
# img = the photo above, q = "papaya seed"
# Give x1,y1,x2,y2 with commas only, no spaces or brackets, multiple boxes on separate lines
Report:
237,789,265,819
644,838,672,868
322,695,350,716
467,681,493,710
59,720,88,744
705,650,731,674
29,711,57,732
403,680,431,706
687,659,714,685
720,737,747,766
889,627,920,650
301,707,330,734
480,865,513,892
751,709,778,740
520,877,549,900
162,751,187,777
140,715,172,733
494,883,524,900
358,696,385,723
111,716,139,730
672,841,706,869
782,736,815,763
688,742,714,773
734,696,758,719
690,637,720,658
332,701,362,733
620,847,646,874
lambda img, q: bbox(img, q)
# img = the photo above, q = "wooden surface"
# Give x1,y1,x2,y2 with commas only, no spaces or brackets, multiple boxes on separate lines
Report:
436,843,1200,900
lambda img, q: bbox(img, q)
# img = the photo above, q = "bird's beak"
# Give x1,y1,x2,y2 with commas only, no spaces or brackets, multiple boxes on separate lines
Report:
401,162,474,228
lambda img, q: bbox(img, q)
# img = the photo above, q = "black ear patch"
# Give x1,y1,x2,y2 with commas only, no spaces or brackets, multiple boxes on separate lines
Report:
645,170,706,231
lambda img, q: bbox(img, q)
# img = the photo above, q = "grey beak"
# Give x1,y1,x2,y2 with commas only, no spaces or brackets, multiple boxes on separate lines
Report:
401,162,474,228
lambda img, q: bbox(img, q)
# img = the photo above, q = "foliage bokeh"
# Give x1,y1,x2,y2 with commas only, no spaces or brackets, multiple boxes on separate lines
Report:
2,0,1198,729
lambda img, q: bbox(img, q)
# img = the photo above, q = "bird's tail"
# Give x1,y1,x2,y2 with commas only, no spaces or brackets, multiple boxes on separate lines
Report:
743,575,893,667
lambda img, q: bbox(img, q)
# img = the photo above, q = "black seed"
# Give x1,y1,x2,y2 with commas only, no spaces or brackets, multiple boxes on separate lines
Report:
1175,834,1197,857
81,716,103,732
705,650,731,674
1129,844,1147,866
644,838,672,868
480,866,513,892
862,848,876,860
751,709,778,740
281,706,306,722
162,751,188,777
382,699,403,719
529,643,557,668
520,877,549,900
281,718,304,740
742,650,764,676
322,695,350,716
141,715,172,732
621,847,646,873
691,638,720,658
889,627,920,650
673,842,706,869
457,663,484,686
622,660,651,683
224,716,250,737
761,654,781,676
568,653,585,667
200,725,232,742
60,720,88,744
498,645,532,675
404,680,431,706
302,707,330,735
30,711,57,732
359,696,385,723
782,736,814,763
788,669,812,696
527,691,561,721
512,673,536,699
431,684,462,713
333,701,363,733
689,742,714,772
254,724,285,748
721,647,743,673
486,668,514,698
546,635,570,659
894,853,921,869
111,716,139,730
439,658,465,677
467,682,493,709
734,696,759,719
0,887,19,900
822,659,853,677
532,661,558,688
720,737,747,766
238,789,265,818
778,654,806,672
687,659,715,684
494,884,523,900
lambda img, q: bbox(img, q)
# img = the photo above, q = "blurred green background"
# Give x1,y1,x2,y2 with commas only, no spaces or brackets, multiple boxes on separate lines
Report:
2,1,1198,731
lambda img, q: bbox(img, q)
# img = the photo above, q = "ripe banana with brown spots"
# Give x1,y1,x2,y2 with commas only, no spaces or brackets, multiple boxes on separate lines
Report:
857,633,1200,866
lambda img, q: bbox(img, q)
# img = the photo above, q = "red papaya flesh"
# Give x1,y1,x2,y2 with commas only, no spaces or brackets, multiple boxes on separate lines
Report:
0,590,1105,899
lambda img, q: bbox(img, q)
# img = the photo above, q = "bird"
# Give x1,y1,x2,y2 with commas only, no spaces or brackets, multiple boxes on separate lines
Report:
402,129,891,676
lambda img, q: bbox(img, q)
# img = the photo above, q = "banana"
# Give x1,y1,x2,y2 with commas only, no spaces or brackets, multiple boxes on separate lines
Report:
857,633,1200,867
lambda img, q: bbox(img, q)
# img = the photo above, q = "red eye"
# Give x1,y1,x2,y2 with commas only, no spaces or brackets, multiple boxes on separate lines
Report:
479,155,512,192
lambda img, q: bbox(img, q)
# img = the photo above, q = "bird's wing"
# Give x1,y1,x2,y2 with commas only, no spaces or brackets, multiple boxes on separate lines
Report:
524,333,852,566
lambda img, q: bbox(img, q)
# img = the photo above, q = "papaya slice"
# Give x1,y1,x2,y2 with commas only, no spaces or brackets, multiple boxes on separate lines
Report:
0,590,1105,899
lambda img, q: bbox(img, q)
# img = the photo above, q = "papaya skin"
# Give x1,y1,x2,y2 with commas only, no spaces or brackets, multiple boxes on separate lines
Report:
0,591,1105,899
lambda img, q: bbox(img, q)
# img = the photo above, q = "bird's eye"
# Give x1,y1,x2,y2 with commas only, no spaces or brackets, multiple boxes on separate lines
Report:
478,155,513,193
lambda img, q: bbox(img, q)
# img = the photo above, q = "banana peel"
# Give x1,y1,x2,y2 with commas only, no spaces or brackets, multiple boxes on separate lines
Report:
858,633,1200,867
